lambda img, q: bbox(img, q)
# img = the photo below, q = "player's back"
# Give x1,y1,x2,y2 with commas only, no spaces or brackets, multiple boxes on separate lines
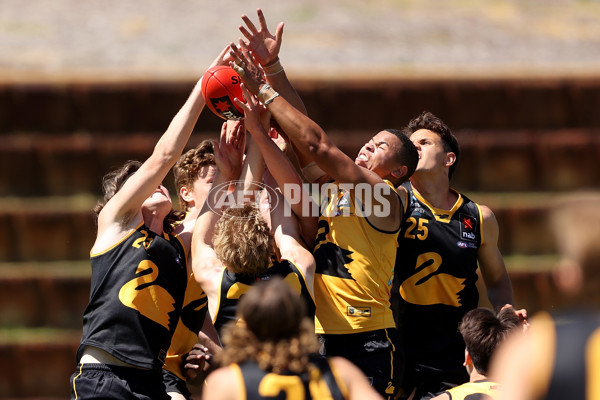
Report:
233,358,347,400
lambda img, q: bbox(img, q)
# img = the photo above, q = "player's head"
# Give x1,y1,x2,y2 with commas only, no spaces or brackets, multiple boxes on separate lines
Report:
551,193,600,303
404,111,460,180
355,129,418,186
93,160,181,234
459,307,520,375
213,202,275,277
173,140,215,211
217,278,320,373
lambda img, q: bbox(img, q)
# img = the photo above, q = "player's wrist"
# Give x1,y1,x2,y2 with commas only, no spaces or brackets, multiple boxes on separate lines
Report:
257,83,280,105
262,58,284,77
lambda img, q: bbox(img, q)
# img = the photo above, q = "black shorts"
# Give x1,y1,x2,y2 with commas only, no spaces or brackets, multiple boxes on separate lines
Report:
162,369,191,399
70,363,170,400
319,328,399,400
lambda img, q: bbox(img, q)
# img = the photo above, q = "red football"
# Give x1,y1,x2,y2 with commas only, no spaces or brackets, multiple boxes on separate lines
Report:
201,65,244,120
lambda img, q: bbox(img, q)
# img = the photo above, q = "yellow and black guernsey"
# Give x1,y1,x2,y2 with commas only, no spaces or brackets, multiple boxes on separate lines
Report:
213,259,315,336
442,380,503,400
163,272,208,380
77,223,187,370
231,358,348,400
540,311,600,400
392,182,482,384
313,180,399,334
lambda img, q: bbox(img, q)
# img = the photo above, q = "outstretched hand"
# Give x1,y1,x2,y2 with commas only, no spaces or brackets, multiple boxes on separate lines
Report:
239,8,284,67
214,120,246,180
229,41,265,95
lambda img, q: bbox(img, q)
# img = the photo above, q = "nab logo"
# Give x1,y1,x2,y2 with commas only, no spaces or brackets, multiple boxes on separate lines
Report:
459,214,477,242
210,95,243,120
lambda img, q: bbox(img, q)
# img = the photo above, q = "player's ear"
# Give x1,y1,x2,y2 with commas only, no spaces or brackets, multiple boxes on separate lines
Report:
391,165,408,180
444,152,456,168
180,186,194,205
463,349,472,367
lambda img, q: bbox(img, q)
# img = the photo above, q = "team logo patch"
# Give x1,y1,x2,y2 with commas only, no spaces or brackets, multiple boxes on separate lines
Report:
347,306,371,317
209,95,244,120
459,213,477,242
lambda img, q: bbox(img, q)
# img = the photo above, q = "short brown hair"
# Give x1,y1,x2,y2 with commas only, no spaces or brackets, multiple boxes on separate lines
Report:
459,307,520,374
172,140,215,210
213,202,274,277
404,111,460,179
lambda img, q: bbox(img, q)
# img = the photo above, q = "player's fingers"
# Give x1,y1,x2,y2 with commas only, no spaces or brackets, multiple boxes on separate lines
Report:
242,14,258,34
239,25,252,41
257,9,268,31
275,22,284,42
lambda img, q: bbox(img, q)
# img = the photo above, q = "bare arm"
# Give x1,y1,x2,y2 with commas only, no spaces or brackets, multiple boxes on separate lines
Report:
478,205,514,308
192,122,245,316
230,44,400,231
94,45,231,248
330,357,384,400
236,84,318,244
265,173,316,295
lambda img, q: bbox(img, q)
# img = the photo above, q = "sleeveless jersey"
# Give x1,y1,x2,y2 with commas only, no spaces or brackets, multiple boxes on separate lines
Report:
163,272,208,380
542,311,600,400
443,380,503,400
213,259,315,336
392,182,482,377
77,223,187,370
313,180,399,334
232,358,348,400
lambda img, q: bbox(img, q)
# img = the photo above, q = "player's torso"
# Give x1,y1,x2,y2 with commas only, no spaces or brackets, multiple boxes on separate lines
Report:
392,184,482,366
79,223,188,369
313,182,398,334
213,260,315,336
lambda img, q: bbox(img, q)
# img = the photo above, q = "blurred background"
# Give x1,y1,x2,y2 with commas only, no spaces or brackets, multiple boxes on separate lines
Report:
1,0,600,398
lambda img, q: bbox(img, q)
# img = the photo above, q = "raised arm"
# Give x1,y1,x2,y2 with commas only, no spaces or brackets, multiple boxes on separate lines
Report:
264,171,315,295
230,43,401,231
96,45,231,236
192,121,245,316
235,84,318,244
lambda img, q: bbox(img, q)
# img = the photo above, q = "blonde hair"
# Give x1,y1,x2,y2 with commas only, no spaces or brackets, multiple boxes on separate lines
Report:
216,278,320,374
213,202,274,276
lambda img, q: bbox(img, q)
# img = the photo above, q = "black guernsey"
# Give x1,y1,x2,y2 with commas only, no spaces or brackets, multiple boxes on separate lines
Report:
213,259,315,336
77,223,187,370
392,182,482,383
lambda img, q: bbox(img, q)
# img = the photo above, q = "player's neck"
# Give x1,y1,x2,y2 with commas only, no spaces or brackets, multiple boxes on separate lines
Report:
469,369,489,383
410,173,455,210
